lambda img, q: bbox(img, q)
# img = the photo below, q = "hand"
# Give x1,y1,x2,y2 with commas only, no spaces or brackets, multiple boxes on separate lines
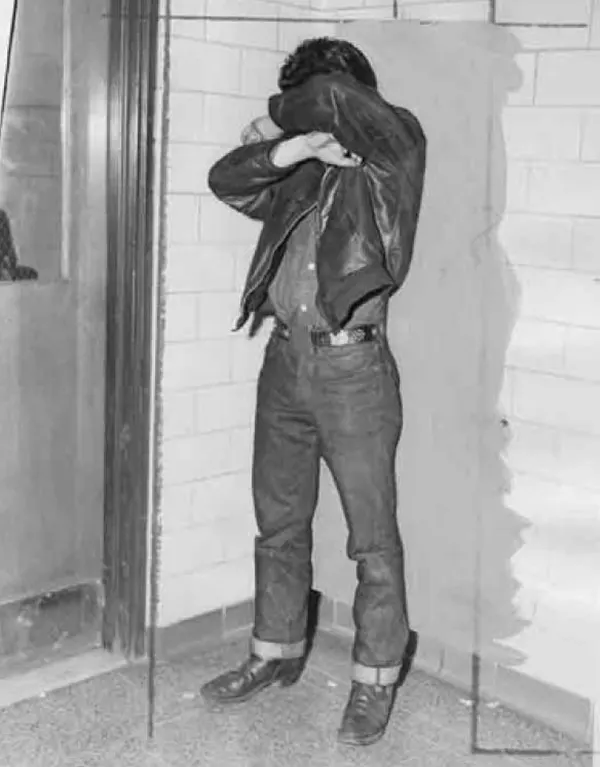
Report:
241,115,283,145
270,132,363,169
303,132,363,168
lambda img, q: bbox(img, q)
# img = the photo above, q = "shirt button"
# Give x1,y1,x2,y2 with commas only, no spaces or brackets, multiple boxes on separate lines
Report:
300,304,307,312
308,263,316,272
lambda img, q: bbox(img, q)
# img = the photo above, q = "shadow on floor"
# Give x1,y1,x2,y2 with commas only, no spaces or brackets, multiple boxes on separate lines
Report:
0,622,593,767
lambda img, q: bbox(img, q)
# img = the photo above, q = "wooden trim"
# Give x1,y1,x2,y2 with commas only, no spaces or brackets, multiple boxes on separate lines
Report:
102,0,160,659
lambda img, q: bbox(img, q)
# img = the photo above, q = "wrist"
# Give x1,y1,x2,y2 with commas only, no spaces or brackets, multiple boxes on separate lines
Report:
270,135,311,168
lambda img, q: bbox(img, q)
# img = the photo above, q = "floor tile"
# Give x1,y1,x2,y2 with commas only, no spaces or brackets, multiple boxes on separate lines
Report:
0,634,591,767
117,636,248,723
0,697,63,767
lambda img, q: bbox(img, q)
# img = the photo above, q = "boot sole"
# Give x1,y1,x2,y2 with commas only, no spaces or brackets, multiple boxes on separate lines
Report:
337,728,386,747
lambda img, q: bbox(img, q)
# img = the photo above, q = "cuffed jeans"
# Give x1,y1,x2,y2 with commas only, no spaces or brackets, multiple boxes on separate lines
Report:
251,325,410,686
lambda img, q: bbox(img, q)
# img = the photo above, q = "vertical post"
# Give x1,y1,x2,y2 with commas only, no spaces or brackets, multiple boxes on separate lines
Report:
103,0,160,662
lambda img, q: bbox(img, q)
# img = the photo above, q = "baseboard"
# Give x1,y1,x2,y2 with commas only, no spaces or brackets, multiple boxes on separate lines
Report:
0,581,102,670
318,596,594,747
153,599,255,660
155,594,593,747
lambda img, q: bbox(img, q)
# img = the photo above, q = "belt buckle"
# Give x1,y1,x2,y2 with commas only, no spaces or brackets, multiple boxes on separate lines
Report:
330,330,350,347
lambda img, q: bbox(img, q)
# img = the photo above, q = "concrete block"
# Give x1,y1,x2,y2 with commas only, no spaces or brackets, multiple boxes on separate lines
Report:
399,0,490,20
218,509,257,561
189,472,252,527
565,326,600,382
581,110,600,161
507,54,536,106
162,430,233,484
557,431,600,490
162,390,196,440
591,0,600,47
164,293,197,342
572,218,600,274
197,291,241,338
505,419,560,479
171,0,207,41
319,0,362,7
528,164,600,217
536,52,600,106
512,26,590,50
498,213,573,269
506,318,566,374
513,370,600,435
516,265,600,328
165,244,236,294
166,194,200,245
161,524,226,577
504,161,531,212
160,483,195,534
203,94,264,146
199,194,262,244
495,0,591,25
171,39,241,94
162,339,231,390
277,5,315,53
502,107,581,161
328,5,394,19
168,93,205,143
168,143,227,195
158,558,254,626
206,0,279,50
194,382,256,433
507,473,600,526
228,426,255,473
234,247,254,291
240,48,285,98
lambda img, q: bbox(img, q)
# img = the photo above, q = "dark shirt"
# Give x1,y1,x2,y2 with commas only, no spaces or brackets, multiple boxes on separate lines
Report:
268,209,386,330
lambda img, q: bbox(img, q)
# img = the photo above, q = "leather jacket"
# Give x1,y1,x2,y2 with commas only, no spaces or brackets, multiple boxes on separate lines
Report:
208,73,427,333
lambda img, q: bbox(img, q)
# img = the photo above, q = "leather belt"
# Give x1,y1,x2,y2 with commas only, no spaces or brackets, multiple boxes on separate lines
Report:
275,321,380,348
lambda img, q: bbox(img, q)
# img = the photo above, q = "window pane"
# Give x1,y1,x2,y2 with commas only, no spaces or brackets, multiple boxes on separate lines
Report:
0,0,64,282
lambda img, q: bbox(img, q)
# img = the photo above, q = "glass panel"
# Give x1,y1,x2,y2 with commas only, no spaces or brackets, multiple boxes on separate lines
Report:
0,0,65,282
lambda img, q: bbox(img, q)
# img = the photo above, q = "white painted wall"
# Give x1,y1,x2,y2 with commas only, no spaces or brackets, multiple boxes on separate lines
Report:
158,0,600,709
313,0,600,703
157,0,330,626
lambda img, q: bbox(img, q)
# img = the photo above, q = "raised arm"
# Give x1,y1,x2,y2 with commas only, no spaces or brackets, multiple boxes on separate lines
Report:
269,73,427,286
207,138,295,221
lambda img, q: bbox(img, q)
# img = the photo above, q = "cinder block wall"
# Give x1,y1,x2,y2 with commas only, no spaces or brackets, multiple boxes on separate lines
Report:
158,0,600,707
311,0,600,704
158,0,328,626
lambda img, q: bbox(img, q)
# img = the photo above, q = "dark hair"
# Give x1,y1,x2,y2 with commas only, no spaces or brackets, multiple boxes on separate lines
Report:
278,37,378,91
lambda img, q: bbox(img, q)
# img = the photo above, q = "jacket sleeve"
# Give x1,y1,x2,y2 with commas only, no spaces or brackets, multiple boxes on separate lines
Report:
207,137,295,221
268,74,427,285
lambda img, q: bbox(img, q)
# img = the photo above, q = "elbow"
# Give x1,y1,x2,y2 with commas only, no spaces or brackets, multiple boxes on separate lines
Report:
207,160,228,200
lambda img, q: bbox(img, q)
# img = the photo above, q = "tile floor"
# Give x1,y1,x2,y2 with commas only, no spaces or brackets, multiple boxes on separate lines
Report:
0,631,593,767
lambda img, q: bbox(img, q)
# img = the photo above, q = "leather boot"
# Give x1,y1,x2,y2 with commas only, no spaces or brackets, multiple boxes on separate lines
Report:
200,654,305,706
337,681,397,746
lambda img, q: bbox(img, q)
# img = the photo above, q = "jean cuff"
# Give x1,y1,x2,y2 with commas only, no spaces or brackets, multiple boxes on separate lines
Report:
251,635,306,660
352,662,401,686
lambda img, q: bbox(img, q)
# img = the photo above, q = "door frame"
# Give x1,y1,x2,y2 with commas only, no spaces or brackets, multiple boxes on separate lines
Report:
102,0,162,658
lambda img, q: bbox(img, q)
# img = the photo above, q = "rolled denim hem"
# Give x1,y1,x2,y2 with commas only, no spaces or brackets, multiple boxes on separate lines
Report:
251,635,306,660
352,662,401,687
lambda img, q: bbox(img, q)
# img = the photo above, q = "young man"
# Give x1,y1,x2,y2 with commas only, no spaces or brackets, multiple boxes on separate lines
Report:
201,37,427,747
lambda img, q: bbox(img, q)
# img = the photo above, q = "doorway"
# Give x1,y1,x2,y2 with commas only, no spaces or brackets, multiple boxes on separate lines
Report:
0,0,160,675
